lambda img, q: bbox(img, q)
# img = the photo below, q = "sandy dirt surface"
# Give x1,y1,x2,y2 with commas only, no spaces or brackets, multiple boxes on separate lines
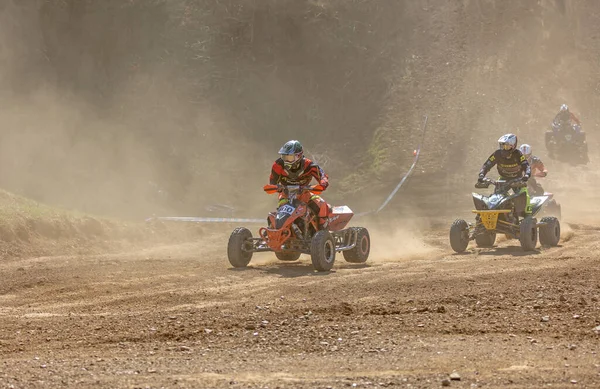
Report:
1,220,599,389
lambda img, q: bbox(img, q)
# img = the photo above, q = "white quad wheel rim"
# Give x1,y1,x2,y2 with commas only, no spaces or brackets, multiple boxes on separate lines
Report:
324,239,335,264
360,235,369,255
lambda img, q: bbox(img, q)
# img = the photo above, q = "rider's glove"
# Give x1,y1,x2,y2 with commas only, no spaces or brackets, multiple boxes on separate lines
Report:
522,175,529,182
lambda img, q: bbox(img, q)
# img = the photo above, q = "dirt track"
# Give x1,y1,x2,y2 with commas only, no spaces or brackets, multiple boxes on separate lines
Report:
2,1,600,388
1,221,599,389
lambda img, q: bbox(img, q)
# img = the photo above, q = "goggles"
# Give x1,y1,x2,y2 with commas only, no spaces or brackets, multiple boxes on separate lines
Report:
281,154,299,163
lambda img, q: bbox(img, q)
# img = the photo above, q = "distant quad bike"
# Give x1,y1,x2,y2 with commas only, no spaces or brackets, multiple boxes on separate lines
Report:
545,125,589,165
227,184,370,272
449,178,561,253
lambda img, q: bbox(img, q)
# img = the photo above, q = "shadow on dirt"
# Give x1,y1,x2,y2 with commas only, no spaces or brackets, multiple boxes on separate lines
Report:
449,246,546,257
228,261,370,278
476,246,543,257
228,262,331,278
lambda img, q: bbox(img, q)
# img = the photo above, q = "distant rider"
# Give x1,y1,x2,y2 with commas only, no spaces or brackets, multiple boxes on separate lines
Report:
519,144,548,196
478,134,532,216
552,104,581,134
269,140,331,229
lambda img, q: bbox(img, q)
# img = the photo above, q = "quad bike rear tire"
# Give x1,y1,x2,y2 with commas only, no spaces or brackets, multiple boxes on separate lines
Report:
227,227,253,268
475,231,496,248
519,216,538,251
310,230,336,272
449,219,470,253
539,216,561,247
546,200,562,221
275,252,301,261
343,227,370,263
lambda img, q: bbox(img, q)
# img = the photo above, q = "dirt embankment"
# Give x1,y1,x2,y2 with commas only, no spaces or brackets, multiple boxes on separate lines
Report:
0,189,208,258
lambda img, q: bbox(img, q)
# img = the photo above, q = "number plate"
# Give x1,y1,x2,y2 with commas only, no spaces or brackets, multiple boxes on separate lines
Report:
279,205,295,215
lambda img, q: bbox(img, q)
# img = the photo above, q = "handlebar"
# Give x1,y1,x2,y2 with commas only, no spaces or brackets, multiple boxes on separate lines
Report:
475,177,527,189
263,184,325,194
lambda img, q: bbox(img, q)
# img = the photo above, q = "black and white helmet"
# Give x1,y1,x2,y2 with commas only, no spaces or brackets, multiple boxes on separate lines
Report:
498,133,518,154
278,140,304,170
519,143,532,159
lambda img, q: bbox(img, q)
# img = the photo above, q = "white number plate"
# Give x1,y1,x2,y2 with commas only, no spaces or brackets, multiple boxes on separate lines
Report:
279,205,295,215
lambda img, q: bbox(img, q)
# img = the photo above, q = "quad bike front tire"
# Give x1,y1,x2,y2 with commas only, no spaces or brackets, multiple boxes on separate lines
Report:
275,251,301,261
539,216,561,247
343,227,370,263
519,216,538,251
310,230,336,272
475,231,496,248
449,219,470,253
227,227,253,268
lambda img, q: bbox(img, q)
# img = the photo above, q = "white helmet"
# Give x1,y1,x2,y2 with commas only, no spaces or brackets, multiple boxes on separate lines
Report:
557,104,571,123
519,144,532,159
498,133,518,155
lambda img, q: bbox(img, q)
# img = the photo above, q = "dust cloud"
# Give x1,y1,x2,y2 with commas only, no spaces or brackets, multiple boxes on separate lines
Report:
0,0,410,223
367,226,440,263
358,215,442,263
0,1,272,221
0,0,599,232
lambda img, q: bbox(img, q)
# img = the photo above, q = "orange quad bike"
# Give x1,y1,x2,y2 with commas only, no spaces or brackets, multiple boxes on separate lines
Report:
227,184,371,272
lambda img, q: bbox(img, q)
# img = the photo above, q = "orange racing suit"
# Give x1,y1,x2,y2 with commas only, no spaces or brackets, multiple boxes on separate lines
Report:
527,155,548,196
269,157,331,229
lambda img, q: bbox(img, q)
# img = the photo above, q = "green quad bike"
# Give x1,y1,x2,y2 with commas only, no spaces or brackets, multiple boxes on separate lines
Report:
450,178,561,253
